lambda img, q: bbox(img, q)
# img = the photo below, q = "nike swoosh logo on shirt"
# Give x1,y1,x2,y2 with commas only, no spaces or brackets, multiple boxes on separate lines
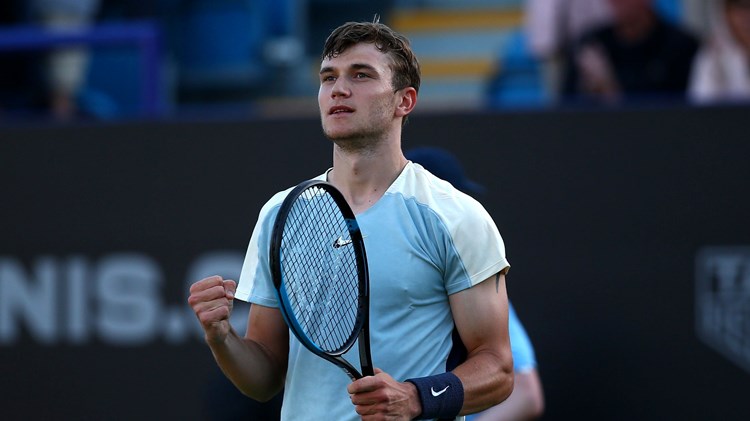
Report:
431,385,450,397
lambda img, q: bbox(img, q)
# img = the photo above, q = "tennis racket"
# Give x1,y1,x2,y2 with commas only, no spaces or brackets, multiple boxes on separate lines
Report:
270,179,373,380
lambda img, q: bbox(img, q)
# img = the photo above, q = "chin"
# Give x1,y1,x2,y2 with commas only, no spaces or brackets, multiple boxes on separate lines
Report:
322,122,386,148
326,132,374,152
323,129,349,141
323,125,358,141
326,133,362,145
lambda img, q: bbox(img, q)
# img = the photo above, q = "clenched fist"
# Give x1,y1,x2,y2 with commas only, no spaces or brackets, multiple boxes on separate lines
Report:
188,275,237,345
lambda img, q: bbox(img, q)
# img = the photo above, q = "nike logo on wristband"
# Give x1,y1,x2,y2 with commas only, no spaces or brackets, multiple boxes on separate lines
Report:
430,385,450,397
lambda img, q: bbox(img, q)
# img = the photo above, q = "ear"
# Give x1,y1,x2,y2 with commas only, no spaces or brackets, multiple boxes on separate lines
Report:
394,87,418,119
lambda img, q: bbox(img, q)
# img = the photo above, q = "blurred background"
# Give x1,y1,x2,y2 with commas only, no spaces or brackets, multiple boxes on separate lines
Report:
1,0,744,121
1,0,749,420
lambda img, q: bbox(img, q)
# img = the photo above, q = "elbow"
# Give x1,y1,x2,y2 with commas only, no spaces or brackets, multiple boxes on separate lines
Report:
240,390,280,403
490,359,515,406
498,365,515,403
233,372,285,403
236,381,284,403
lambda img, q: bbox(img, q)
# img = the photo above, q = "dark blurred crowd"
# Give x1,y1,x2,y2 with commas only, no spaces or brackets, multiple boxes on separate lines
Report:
0,0,101,121
524,0,750,106
1,0,748,122
0,0,174,121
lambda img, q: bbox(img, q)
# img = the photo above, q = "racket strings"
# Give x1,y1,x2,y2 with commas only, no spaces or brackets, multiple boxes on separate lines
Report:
281,187,360,353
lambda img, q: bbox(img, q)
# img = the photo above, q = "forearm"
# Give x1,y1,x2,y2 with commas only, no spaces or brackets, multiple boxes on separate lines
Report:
448,274,514,415
207,327,286,401
454,347,514,415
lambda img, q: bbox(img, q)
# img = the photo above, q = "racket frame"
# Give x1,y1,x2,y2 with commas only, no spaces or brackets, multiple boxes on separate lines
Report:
270,179,373,380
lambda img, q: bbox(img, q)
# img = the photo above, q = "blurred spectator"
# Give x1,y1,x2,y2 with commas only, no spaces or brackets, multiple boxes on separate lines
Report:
524,0,613,99
688,0,750,104
30,0,101,120
0,3,33,117
681,0,713,36
561,0,699,105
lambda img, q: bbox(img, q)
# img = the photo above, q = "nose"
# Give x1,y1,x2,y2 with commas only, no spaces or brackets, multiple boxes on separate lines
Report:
331,78,351,98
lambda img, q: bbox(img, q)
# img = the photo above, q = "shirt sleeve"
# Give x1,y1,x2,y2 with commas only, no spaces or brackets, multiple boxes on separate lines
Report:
442,192,510,295
235,196,283,307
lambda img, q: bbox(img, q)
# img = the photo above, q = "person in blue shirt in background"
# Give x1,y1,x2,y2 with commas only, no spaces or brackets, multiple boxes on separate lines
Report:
405,147,545,421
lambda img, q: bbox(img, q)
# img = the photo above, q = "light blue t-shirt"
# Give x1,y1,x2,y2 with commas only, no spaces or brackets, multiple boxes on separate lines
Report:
236,162,510,421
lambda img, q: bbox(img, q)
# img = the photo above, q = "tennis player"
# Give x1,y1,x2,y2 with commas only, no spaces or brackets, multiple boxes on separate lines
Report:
188,20,513,420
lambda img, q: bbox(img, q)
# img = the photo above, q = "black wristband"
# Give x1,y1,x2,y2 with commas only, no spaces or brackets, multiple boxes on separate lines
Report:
405,372,464,420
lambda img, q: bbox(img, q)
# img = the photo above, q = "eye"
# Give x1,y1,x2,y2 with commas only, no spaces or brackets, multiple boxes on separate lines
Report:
354,72,370,79
321,75,336,83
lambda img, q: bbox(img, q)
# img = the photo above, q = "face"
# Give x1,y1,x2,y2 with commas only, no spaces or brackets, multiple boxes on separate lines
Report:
608,0,652,22
318,43,402,147
727,2,750,51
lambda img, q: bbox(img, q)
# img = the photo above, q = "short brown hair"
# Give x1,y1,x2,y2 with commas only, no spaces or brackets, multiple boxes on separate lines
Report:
322,21,421,94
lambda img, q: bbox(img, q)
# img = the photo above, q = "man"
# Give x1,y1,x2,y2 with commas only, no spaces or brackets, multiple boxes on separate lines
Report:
688,0,750,103
30,0,101,119
405,147,544,421
562,0,699,104
524,0,613,98
188,20,513,420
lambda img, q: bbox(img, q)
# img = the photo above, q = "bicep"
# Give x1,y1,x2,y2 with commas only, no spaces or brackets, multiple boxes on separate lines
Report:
450,273,510,358
449,273,514,411
245,304,289,376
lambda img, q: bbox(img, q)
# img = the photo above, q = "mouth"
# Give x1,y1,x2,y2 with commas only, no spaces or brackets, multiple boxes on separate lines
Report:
329,105,355,115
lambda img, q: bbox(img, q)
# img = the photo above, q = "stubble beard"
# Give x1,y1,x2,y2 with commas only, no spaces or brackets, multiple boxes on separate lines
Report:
321,101,393,154
324,124,388,154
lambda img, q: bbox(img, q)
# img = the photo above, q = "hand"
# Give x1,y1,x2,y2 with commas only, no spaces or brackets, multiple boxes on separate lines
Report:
188,275,237,345
576,43,621,102
347,368,421,420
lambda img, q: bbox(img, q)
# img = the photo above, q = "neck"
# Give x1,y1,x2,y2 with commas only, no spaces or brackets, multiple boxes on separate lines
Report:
328,135,407,214
615,9,657,42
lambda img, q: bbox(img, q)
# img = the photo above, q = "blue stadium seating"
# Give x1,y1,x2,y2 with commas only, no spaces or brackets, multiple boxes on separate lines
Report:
485,28,547,109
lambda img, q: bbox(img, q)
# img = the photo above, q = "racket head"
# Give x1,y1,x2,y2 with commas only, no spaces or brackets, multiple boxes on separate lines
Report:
270,180,370,379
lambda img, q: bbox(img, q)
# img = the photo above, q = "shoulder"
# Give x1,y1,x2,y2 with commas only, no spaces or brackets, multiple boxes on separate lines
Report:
388,163,502,252
391,163,510,284
658,19,700,51
257,173,330,221
390,162,490,223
